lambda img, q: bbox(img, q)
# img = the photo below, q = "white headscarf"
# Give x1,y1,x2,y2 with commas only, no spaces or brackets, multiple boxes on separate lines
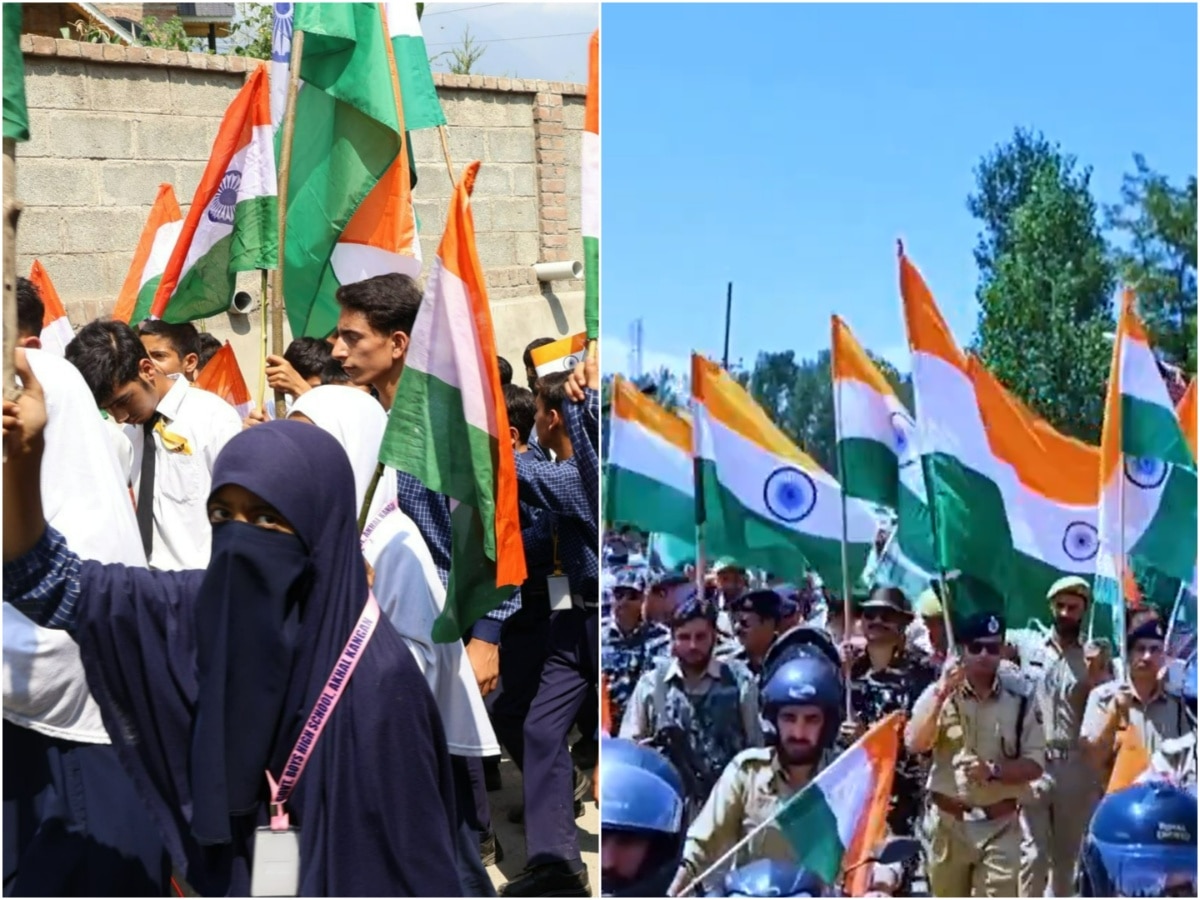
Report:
289,385,396,525
288,387,499,757
4,349,147,743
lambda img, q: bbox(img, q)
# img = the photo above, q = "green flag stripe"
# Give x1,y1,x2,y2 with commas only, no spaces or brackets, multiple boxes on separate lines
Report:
1122,394,1194,468
839,437,899,509
160,195,277,323
776,789,845,883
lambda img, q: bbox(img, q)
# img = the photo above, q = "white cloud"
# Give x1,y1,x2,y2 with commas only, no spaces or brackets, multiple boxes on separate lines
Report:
603,335,692,381
422,3,598,82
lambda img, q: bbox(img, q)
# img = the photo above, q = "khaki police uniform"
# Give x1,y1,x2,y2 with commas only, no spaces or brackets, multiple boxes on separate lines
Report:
913,672,1045,897
1080,676,1190,786
1020,636,1103,897
677,746,829,888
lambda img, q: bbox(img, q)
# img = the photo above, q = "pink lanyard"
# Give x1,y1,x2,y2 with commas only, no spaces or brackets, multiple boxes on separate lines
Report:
264,592,381,831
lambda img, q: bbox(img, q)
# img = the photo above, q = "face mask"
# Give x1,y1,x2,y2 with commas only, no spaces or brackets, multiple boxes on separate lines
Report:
190,522,314,844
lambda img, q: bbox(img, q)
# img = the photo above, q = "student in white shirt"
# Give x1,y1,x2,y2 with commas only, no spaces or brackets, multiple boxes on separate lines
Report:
65,320,242,571
288,385,499,758
136,319,201,382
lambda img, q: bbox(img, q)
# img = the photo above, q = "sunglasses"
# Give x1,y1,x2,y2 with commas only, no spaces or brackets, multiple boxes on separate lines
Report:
861,607,903,622
966,640,1002,656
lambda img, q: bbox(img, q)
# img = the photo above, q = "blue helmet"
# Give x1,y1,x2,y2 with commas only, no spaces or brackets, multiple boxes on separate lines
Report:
600,738,686,897
1077,780,1197,897
723,860,827,897
760,655,843,749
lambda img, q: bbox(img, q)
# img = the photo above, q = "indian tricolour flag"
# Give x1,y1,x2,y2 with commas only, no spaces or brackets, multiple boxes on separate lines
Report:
582,29,599,340
901,251,1105,624
195,341,253,420
283,3,418,339
151,65,276,323
692,353,878,587
1096,292,1197,637
832,315,936,587
1177,378,1196,462
387,2,446,132
27,260,72,356
380,161,526,642
531,332,588,377
606,374,693,539
111,184,183,324
776,712,901,893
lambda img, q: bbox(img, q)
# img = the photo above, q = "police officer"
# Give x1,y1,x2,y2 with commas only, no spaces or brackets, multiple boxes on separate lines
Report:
906,611,1045,898
666,655,844,896
600,738,687,897
1152,651,1197,786
722,860,827,897
1076,780,1197,897
620,593,762,814
841,586,938,839
1080,616,1190,786
1018,576,1109,897
646,571,692,627
602,568,671,728
720,588,784,681
773,585,805,633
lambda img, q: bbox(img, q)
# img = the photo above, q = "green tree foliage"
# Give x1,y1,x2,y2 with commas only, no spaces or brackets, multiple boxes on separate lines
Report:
743,349,911,475
227,2,273,59
970,130,1116,443
430,25,486,75
1107,155,1197,374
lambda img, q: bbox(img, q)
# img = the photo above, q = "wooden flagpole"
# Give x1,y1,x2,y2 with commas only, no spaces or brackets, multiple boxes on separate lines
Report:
272,33,305,420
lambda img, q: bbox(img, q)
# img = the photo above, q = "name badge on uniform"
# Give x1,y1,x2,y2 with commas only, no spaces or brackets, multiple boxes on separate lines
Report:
250,826,300,897
548,575,574,612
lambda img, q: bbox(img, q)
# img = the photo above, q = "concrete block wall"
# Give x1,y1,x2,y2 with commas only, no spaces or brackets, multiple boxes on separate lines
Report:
14,36,586,383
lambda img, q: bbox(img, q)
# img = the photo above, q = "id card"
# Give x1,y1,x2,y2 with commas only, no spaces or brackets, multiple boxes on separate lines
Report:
548,575,574,612
250,826,300,897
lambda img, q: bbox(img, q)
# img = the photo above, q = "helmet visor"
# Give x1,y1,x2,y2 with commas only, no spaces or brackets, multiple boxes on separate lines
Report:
1095,843,1197,897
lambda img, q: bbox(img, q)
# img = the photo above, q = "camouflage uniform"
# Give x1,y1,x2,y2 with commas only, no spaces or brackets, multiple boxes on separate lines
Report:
620,656,763,812
842,645,939,836
601,619,670,728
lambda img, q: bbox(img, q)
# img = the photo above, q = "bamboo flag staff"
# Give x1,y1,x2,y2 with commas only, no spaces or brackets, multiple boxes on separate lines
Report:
272,29,305,421
832,333,855,719
257,268,269,413
4,5,30,458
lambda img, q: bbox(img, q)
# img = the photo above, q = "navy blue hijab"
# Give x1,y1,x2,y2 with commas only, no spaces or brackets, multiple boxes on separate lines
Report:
73,421,462,896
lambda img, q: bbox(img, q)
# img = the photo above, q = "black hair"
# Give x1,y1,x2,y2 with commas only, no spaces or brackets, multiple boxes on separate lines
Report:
16,277,44,339
497,356,513,386
535,370,572,417
137,319,200,361
64,320,149,407
284,336,334,380
504,383,536,444
195,332,223,370
335,273,422,337
522,337,555,369
320,358,353,385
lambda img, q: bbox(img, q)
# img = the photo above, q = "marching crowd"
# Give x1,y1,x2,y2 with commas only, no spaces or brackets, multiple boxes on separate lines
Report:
2,272,600,897
599,541,1198,898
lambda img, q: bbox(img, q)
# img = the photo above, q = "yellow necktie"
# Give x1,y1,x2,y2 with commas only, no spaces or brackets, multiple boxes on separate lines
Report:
154,418,193,456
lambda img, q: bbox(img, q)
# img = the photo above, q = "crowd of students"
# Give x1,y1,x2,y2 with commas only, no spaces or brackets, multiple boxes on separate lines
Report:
3,272,600,897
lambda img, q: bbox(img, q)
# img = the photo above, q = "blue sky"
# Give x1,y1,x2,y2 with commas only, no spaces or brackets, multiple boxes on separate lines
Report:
600,2,1197,378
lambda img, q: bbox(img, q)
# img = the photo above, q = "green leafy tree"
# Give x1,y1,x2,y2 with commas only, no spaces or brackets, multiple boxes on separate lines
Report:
227,2,274,59
431,25,486,75
1106,155,1197,374
138,16,197,51
970,132,1115,442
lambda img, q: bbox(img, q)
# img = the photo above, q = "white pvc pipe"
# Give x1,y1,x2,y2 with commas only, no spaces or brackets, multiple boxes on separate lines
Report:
533,260,583,282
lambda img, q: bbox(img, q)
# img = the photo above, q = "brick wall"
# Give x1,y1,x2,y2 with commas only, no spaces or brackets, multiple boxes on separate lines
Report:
13,36,586,380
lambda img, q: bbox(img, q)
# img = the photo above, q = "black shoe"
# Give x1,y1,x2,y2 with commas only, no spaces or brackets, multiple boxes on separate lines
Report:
506,800,584,825
498,862,591,897
481,830,503,867
570,737,598,770
484,756,503,792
